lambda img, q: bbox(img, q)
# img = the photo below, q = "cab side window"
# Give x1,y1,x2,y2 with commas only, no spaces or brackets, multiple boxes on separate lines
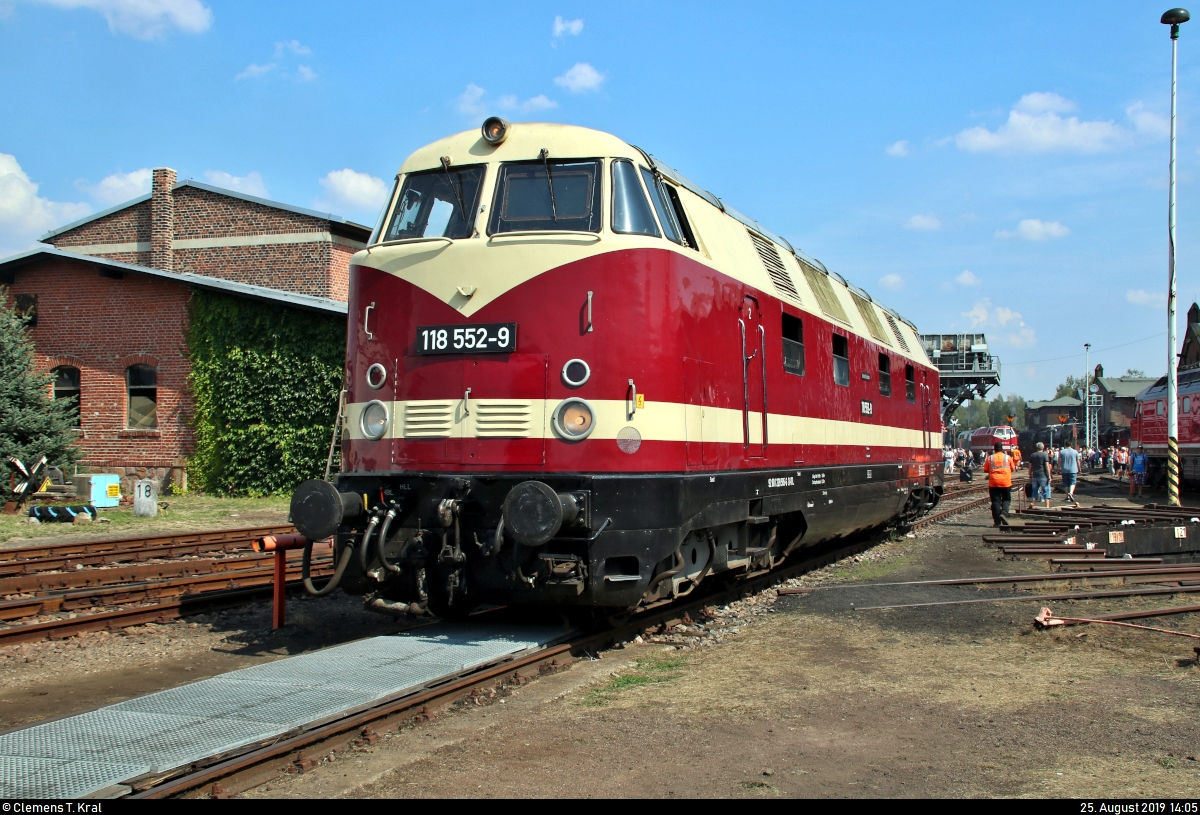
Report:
832,334,850,386
782,313,804,375
878,354,891,397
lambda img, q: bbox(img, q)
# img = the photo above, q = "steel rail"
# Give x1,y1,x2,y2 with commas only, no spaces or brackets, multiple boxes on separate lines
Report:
778,564,1200,593
0,529,298,577
0,525,295,563
0,552,334,623
851,582,1200,611
0,547,319,595
0,571,334,646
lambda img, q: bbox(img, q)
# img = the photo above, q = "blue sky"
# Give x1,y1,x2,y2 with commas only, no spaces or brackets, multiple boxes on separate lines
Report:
0,0,1193,400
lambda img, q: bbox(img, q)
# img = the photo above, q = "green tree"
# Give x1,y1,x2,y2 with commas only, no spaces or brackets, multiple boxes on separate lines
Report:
1055,375,1088,400
0,287,79,497
1124,368,1146,377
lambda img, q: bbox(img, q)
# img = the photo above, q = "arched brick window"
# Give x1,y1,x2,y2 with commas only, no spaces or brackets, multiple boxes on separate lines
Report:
127,365,157,428
52,366,80,427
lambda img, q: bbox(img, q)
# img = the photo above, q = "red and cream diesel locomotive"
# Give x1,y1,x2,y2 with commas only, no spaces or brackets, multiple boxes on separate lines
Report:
290,119,943,618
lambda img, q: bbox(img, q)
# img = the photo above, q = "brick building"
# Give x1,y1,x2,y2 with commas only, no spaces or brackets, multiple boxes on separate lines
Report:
0,168,366,490
1024,396,1083,429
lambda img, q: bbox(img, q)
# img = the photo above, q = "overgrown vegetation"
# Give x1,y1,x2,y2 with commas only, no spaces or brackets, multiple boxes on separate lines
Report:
0,287,79,497
186,291,344,496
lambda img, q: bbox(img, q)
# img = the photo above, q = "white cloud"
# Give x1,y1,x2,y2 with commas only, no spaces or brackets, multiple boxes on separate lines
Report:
1014,91,1077,114
456,83,487,118
878,273,904,290
955,269,980,286
1125,101,1169,139
552,15,583,37
317,169,389,213
962,297,1037,348
235,62,275,81
954,92,1166,154
85,168,150,206
274,39,311,58
885,140,909,157
497,93,558,113
459,84,557,118
1126,289,1166,307
995,218,1070,241
0,153,90,255
33,0,211,39
904,214,941,231
203,170,268,198
296,65,316,82
554,62,605,93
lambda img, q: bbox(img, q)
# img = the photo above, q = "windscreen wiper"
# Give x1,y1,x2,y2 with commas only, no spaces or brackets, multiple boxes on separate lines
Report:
539,148,558,222
439,156,467,222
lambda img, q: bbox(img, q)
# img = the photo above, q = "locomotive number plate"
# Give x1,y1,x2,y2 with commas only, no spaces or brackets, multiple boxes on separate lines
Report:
417,323,516,355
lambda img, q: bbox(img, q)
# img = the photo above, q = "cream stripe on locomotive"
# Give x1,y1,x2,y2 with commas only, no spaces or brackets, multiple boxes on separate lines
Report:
344,398,927,449
357,123,930,370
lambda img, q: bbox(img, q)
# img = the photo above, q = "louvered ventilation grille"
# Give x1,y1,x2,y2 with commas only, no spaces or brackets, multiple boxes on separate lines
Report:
884,313,911,352
746,231,801,303
799,262,850,324
851,292,891,346
471,400,533,438
403,401,454,438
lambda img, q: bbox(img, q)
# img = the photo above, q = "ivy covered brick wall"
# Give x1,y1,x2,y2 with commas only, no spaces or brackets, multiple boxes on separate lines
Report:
187,291,344,495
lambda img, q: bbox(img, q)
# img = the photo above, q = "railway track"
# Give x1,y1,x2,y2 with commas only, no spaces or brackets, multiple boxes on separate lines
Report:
1,480,1000,646
0,524,333,645
3,481,1006,798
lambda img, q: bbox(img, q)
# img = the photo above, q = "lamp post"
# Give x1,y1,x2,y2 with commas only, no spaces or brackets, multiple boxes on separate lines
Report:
1084,342,1091,454
1163,8,1190,506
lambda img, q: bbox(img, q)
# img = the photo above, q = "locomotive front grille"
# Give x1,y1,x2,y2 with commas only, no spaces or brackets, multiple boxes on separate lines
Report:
471,400,534,437
403,400,455,437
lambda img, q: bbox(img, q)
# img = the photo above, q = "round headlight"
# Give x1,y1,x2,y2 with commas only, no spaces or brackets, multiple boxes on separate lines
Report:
481,117,510,145
366,363,387,390
561,358,590,388
361,400,389,440
552,398,595,441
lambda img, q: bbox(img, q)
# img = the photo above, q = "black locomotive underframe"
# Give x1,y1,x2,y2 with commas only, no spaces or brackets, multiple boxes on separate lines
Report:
331,463,943,611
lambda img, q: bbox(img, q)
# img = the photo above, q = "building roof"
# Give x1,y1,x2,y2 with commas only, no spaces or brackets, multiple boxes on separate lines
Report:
38,179,373,242
1027,396,1083,409
0,246,348,315
1097,376,1159,398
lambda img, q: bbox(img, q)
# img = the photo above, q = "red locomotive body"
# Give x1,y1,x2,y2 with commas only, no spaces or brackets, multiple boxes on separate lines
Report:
290,121,942,618
1131,371,1200,484
968,425,1017,456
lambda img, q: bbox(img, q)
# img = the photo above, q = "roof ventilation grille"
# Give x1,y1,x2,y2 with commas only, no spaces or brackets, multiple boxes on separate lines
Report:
798,261,850,324
884,313,911,352
746,230,802,304
851,292,892,347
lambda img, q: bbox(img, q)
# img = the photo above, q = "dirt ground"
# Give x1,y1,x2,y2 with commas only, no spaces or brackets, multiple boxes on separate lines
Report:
3,475,1199,797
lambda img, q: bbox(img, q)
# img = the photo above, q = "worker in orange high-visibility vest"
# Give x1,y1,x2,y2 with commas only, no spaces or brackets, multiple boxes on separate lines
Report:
983,441,1013,526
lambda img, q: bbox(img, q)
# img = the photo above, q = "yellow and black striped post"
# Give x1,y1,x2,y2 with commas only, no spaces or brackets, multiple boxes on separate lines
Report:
1168,436,1181,506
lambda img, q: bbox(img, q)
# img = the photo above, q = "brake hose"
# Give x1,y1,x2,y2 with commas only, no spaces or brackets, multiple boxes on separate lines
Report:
376,506,405,574
357,511,383,574
303,536,355,596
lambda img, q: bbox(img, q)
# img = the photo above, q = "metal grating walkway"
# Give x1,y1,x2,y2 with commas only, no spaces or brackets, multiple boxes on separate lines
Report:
0,623,565,798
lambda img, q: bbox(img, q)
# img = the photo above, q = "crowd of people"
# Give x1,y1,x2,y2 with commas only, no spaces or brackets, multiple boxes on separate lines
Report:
941,440,1151,527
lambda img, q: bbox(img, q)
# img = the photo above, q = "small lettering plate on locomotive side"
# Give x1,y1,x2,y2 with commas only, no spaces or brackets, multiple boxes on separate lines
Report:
417,323,516,355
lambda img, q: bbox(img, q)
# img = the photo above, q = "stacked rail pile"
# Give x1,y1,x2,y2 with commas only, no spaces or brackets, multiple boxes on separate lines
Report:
975,503,1200,607
0,525,333,644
